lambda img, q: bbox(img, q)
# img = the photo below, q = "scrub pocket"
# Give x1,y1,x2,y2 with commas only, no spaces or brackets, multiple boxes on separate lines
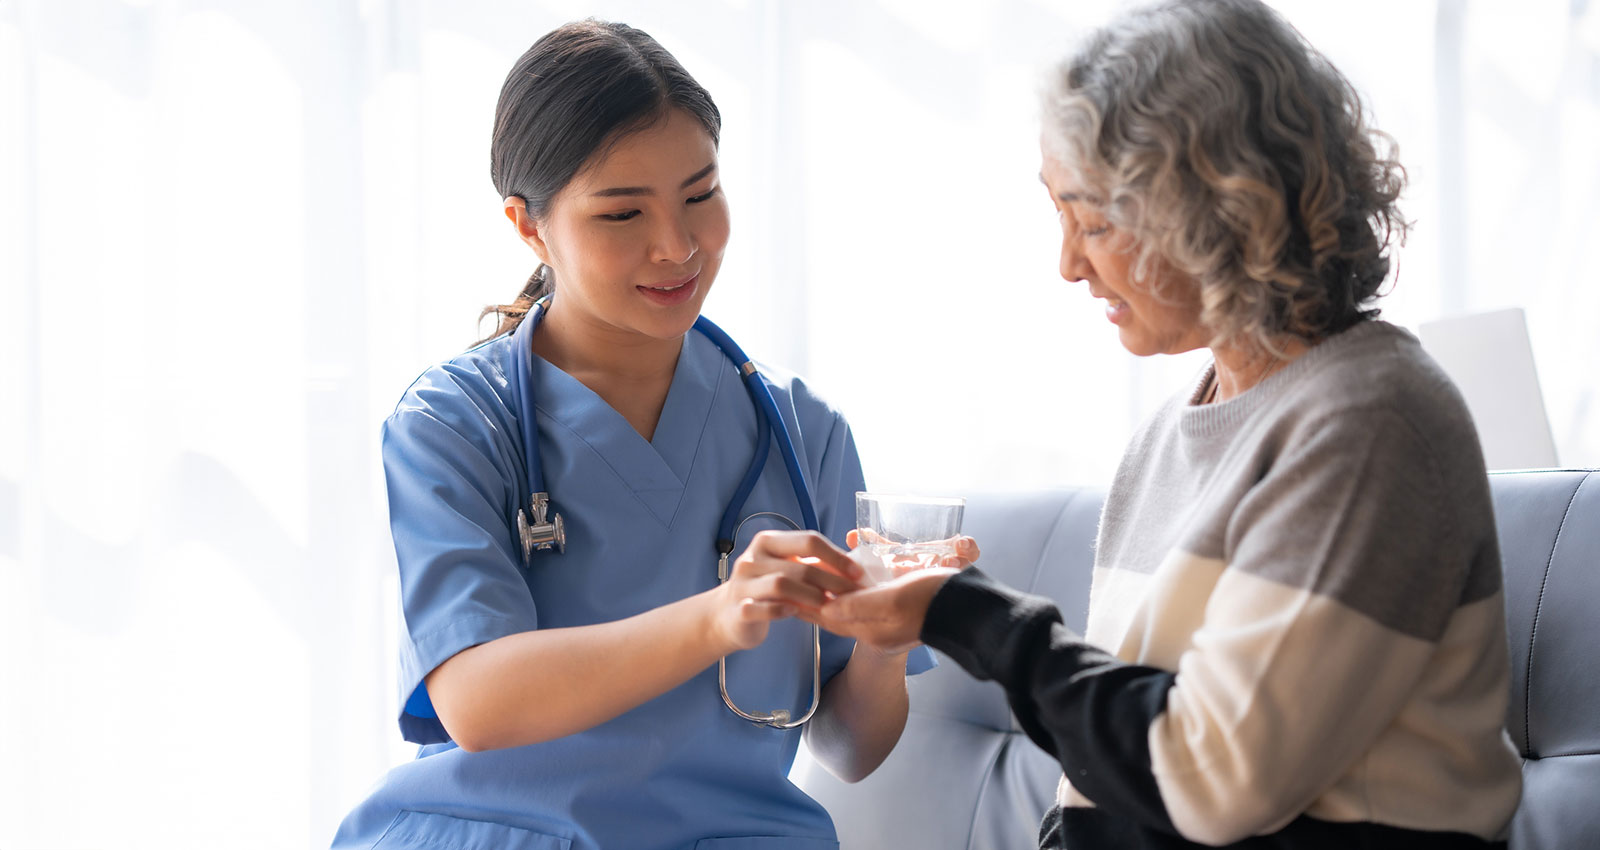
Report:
372,810,572,850
693,838,839,849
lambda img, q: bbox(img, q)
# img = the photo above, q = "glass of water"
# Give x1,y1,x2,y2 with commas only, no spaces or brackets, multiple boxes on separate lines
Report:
851,493,966,584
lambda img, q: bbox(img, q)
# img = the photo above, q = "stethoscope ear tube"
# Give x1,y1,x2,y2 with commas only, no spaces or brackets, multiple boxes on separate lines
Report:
716,510,821,729
693,317,826,731
718,624,822,729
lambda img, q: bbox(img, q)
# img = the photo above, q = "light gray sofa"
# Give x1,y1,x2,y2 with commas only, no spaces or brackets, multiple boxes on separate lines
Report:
796,469,1599,850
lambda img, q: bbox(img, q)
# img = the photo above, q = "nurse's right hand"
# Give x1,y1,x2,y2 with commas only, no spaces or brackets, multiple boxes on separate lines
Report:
715,530,866,651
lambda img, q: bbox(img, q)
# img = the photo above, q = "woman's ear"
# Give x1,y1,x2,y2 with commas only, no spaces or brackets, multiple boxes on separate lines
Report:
504,196,552,266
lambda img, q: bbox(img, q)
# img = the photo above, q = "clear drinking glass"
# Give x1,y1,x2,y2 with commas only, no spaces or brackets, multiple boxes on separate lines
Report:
851,493,966,584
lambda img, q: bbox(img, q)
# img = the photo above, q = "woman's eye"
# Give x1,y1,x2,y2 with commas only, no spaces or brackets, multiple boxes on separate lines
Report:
687,187,718,204
599,210,640,222
1082,224,1110,237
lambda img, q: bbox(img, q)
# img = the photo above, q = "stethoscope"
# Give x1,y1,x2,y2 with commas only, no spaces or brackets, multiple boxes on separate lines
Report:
510,295,823,730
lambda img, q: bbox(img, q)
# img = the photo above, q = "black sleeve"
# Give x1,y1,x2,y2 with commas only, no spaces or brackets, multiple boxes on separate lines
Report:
920,567,1181,834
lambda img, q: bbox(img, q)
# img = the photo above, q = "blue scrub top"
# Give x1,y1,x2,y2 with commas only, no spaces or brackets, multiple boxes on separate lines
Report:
332,320,934,850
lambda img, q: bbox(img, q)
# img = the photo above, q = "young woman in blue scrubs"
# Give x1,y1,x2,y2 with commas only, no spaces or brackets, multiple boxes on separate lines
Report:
330,20,934,850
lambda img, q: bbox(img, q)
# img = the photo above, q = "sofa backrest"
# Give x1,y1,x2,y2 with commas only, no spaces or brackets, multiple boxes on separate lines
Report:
795,469,1600,850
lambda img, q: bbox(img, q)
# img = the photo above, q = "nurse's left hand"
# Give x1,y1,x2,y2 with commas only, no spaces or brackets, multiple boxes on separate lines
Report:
716,530,866,651
811,567,961,655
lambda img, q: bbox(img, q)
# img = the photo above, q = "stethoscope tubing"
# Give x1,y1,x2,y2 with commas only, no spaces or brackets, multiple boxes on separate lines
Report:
512,299,550,499
510,297,824,729
691,314,820,545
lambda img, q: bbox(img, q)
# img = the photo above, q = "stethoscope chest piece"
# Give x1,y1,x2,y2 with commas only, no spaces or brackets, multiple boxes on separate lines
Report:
519,491,566,563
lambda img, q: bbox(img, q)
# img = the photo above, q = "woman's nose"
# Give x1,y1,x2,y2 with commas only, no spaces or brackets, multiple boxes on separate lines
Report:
652,211,698,265
1059,237,1090,283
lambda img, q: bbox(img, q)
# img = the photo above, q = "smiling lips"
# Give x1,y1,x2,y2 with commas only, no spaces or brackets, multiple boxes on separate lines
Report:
637,272,699,306
1089,288,1131,325
1103,297,1130,324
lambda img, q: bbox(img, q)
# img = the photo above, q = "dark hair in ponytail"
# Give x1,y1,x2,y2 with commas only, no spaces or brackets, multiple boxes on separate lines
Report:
478,19,722,341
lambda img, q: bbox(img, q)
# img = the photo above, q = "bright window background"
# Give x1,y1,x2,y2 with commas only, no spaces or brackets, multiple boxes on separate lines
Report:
3,1,1596,847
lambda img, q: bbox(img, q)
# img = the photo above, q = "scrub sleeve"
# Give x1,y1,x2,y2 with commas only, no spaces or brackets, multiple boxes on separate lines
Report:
381,405,538,744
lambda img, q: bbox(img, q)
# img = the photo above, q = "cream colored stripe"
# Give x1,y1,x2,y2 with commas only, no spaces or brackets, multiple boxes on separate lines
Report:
1087,550,1227,669
1083,565,1148,654
1302,593,1519,838
1149,569,1436,845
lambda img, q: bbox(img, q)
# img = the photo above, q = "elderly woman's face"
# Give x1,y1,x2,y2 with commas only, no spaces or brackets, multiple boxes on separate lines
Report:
1040,150,1209,358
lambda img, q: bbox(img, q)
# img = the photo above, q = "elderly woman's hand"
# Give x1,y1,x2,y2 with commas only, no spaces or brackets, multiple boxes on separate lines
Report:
809,567,961,654
808,535,979,653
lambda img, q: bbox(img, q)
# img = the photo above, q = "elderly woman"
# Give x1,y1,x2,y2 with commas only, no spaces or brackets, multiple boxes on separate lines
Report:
807,0,1525,847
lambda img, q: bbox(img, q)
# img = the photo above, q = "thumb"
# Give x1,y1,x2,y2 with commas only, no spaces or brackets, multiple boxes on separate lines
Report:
955,535,980,562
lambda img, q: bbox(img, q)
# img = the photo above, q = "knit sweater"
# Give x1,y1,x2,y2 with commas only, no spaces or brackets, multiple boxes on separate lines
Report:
921,321,1522,849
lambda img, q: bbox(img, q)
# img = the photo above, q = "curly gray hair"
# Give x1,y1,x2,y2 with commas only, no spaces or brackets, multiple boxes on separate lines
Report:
1043,0,1407,353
